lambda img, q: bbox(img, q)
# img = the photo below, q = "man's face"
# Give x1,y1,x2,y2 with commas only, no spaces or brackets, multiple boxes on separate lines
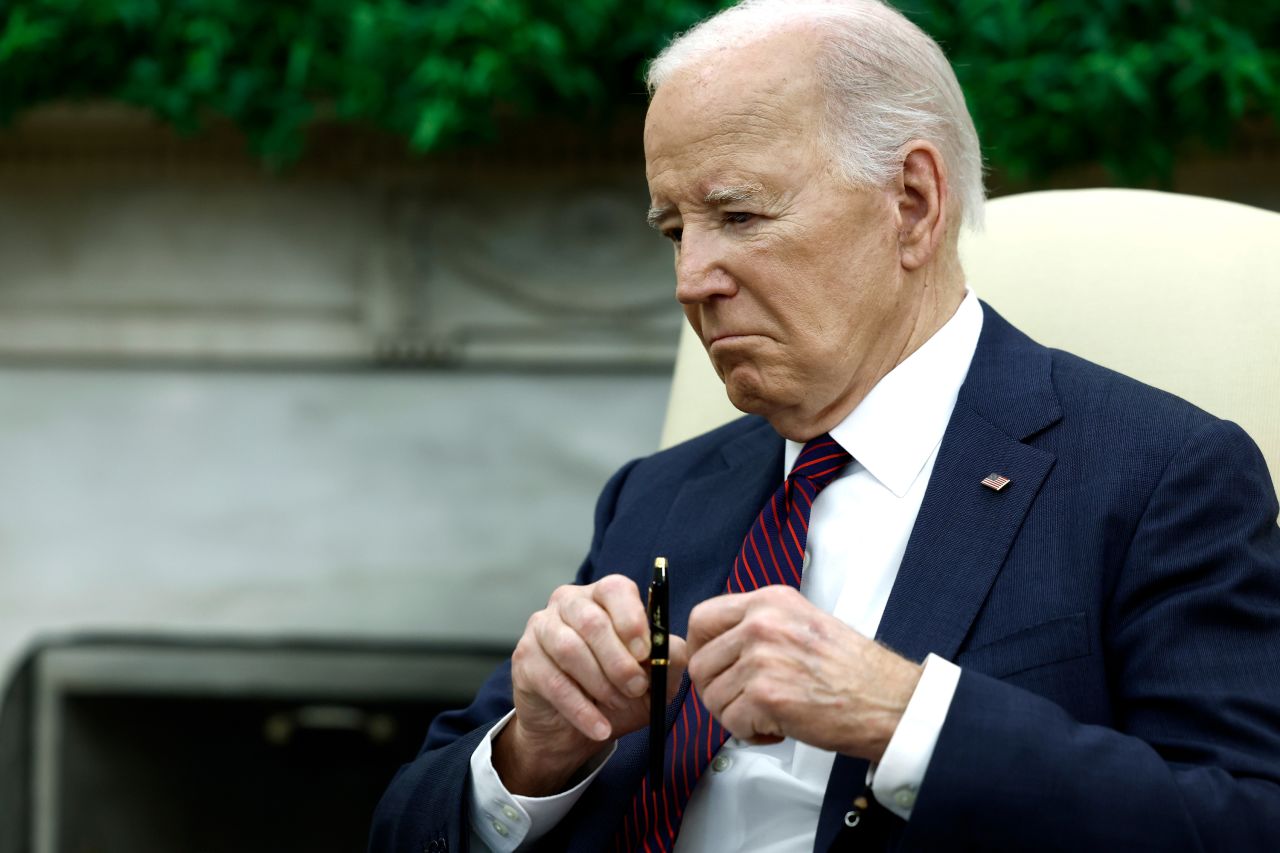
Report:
644,32,927,440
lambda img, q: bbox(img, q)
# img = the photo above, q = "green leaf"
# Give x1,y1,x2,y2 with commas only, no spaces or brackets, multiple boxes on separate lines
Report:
0,9,61,62
0,0,1274,177
411,98,459,149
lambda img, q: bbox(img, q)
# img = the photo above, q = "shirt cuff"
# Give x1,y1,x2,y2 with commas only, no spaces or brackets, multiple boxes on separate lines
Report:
869,653,961,821
468,710,617,852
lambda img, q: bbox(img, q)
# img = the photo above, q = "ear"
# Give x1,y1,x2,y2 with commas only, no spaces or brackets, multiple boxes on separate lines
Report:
893,141,949,271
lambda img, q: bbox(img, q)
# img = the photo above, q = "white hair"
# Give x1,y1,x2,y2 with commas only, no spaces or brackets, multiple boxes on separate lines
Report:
647,0,985,232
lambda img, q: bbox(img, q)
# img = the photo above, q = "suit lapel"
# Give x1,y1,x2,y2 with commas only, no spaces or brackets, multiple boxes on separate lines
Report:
875,406,1057,662
815,303,1062,852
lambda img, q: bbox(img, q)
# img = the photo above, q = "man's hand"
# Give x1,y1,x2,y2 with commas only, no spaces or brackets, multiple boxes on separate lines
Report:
494,574,688,796
687,585,921,761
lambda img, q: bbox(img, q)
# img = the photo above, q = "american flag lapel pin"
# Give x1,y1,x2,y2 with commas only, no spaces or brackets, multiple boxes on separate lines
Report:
981,473,1011,492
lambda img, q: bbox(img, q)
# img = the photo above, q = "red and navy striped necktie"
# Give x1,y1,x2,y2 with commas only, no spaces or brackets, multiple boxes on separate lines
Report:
617,434,852,852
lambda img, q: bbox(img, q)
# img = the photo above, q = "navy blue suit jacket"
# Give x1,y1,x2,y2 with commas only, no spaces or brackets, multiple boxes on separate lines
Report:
371,305,1280,852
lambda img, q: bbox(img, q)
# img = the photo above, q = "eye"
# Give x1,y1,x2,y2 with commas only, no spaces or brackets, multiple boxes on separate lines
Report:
662,227,683,244
724,211,755,226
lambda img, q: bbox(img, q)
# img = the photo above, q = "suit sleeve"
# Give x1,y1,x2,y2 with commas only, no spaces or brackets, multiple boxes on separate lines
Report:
904,418,1280,852
367,459,641,853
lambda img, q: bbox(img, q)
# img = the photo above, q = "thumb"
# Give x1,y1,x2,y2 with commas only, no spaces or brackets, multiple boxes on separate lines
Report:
665,635,690,705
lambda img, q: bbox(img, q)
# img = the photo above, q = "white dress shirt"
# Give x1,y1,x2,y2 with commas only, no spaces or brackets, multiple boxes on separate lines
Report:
468,291,984,851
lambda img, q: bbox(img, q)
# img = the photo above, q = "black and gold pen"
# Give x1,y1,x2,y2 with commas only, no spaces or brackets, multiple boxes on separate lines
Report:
647,557,669,790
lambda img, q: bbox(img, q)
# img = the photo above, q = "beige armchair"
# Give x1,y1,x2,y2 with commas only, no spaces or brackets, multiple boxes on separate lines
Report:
659,188,1280,496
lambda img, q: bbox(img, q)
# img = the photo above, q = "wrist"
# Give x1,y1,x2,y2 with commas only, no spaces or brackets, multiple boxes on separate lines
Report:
861,659,924,763
493,715,607,797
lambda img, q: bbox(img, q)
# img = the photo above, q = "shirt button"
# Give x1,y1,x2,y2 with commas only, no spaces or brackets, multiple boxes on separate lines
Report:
711,755,732,773
893,787,917,809
491,819,509,837
501,805,519,821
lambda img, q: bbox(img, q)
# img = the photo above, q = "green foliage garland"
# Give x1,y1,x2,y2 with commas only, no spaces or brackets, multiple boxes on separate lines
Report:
0,0,1276,182
903,0,1280,182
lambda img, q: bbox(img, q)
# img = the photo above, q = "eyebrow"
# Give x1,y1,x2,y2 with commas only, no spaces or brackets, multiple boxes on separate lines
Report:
646,206,672,230
646,183,771,230
704,182,767,206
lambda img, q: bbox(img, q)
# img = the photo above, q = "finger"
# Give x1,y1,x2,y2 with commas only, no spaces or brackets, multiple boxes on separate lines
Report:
687,591,752,655
592,574,650,661
518,638,614,741
534,614,632,712
706,653,783,742
665,635,690,705
686,622,746,690
560,592,648,698
695,646,749,723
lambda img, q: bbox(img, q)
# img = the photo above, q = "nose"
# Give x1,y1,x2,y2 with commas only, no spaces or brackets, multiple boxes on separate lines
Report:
674,231,737,306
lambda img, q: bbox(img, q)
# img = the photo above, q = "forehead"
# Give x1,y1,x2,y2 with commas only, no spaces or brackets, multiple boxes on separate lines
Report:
643,32,827,199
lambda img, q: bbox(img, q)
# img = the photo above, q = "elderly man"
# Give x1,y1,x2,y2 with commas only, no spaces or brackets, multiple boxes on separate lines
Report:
371,1,1280,850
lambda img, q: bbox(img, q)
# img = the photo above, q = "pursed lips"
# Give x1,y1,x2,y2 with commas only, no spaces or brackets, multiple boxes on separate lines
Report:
707,332,765,346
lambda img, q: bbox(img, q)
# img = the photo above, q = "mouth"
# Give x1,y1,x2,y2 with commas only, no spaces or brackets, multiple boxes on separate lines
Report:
707,332,763,348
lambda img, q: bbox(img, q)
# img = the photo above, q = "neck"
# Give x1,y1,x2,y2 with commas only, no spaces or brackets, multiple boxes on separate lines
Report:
897,262,967,369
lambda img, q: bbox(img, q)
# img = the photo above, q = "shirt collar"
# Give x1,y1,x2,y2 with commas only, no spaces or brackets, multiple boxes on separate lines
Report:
784,290,984,497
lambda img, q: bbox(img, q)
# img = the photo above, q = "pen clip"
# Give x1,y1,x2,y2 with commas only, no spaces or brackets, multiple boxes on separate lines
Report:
648,557,668,631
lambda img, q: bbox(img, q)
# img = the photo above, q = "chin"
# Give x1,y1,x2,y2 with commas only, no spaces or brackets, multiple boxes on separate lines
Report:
723,375,781,420
724,375,824,440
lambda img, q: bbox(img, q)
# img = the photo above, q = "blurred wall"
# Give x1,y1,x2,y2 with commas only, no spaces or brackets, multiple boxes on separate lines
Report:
0,105,683,687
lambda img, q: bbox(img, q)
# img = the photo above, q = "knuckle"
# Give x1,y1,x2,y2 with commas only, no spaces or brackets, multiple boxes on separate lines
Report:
752,680,787,715
549,584,578,606
529,611,556,644
687,603,711,639
598,573,632,594
744,613,774,642
513,630,546,667
512,637,532,666
576,605,608,637
744,646,778,684
686,656,706,687
509,656,529,688
601,576,641,612
549,628,580,661
615,608,644,637
761,585,798,609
